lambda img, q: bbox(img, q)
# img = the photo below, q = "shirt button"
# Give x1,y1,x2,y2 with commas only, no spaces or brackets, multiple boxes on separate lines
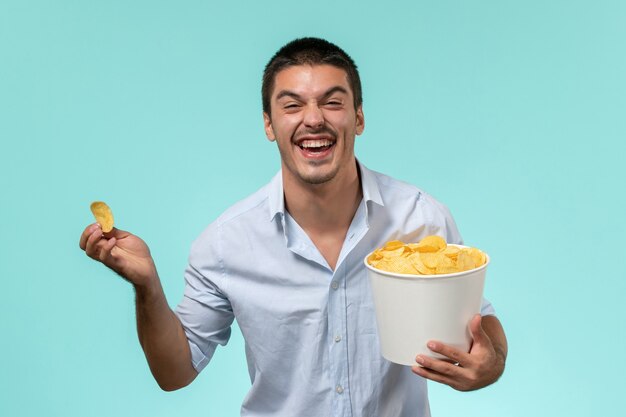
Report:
336,385,344,394
331,281,339,290
335,335,342,343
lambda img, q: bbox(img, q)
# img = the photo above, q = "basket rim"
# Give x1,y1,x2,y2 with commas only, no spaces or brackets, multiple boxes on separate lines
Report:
363,244,490,280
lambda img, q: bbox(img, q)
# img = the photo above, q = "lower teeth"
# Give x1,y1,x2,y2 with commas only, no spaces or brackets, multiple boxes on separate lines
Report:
303,146,330,152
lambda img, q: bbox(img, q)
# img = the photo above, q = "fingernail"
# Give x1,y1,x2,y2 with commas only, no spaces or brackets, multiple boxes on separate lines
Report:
427,342,436,350
416,356,424,365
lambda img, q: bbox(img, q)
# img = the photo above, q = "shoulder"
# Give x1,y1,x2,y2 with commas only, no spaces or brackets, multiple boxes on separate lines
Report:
369,168,452,216
190,180,273,256
374,170,426,198
214,183,272,226
365,166,462,244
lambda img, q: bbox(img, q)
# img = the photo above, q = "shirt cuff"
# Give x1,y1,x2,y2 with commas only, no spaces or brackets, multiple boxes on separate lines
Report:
480,297,496,316
188,340,217,373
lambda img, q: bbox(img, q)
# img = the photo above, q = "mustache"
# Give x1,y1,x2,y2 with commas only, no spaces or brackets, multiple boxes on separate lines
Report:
294,126,338,141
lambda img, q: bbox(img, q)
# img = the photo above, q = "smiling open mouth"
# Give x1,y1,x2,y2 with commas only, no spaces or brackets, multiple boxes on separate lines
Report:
298,139,335,153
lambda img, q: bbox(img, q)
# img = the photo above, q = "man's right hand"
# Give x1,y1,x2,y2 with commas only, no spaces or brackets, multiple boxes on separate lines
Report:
79,222,197,390
79,223,158,288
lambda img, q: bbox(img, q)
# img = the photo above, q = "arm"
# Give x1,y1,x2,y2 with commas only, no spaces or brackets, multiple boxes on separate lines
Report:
482,315,508,370
80,223,197,391
134,277,198,391
411,314,507,391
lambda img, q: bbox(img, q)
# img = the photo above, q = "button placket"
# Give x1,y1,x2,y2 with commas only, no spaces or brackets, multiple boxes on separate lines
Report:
328,263,351,416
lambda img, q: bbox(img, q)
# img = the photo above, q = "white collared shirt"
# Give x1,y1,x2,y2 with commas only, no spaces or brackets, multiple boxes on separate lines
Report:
175,162,495,417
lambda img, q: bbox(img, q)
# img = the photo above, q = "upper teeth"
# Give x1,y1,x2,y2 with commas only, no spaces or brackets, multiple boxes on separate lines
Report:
301,139,332,148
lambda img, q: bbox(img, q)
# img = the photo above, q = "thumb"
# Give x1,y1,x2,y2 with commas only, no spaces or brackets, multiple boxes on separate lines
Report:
469,314,489,348
103,227,130,239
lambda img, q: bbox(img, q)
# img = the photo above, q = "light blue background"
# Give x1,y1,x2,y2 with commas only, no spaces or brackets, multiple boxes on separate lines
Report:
1,1,624,416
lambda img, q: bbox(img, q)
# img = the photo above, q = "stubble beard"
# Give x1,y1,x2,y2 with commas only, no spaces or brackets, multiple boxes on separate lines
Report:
298,164,339,185
277,144,340,186
280,126,342,185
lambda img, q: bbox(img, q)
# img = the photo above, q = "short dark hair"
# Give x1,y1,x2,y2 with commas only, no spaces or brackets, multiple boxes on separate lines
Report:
262,37,362,115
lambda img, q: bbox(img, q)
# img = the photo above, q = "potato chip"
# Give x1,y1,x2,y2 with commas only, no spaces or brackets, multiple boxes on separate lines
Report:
406,243,420,252
420,252,445,269
415,235,446,253
381,246,407,259
435,264,461,274
90,201,114,233
367,235,487,276
434,255,459,274
375,257,417,274
407,252,433,275
442,245,460,259
466,248,486,267
367,251,383,264
456,250,476,272
383,240,405,251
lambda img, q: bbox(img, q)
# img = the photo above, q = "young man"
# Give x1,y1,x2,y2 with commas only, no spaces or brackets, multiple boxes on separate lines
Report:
80,38,507,417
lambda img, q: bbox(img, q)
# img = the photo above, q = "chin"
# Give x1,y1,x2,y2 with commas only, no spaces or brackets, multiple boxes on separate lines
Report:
298,169,337,185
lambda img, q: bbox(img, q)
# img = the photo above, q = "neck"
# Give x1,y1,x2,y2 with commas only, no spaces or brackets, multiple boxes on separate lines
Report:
283,160,362,234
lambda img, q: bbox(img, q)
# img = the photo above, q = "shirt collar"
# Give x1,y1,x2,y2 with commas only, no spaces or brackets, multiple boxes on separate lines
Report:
267,159,385,222
358,160,384,208
268,169,285,222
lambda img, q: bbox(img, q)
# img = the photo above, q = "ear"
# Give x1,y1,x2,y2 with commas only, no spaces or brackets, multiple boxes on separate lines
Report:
263,112,276,142
355,106,365,136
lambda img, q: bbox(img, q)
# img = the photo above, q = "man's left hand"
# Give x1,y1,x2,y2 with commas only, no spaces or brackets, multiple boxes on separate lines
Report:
411,314,507,391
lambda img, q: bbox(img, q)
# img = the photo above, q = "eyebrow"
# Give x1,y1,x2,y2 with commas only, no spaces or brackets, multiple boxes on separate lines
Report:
275,86,349,102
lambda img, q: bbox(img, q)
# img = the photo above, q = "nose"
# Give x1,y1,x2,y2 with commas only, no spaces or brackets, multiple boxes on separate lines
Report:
303,103,324,129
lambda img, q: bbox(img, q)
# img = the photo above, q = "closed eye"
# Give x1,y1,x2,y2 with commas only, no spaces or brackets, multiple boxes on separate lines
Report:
325,100,343,108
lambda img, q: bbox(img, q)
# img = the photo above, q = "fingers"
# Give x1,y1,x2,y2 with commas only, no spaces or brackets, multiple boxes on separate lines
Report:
417,316,484,369
103,227,130,240
412,316,501,391
412,354,470,391
422,341,470,366
415,353,463,373
468,314,489,349
98,237,117,263
412,362,462,389
413,348,476,392
81,223,129,249
81,224,118,264
79,223,100,250
413,342,469,389
85,225,104,256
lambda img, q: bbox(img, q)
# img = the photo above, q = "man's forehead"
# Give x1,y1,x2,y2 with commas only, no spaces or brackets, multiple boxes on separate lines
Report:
272,64,352,97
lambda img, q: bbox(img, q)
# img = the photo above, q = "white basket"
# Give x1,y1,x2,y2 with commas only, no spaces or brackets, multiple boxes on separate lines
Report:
364,245,489,366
